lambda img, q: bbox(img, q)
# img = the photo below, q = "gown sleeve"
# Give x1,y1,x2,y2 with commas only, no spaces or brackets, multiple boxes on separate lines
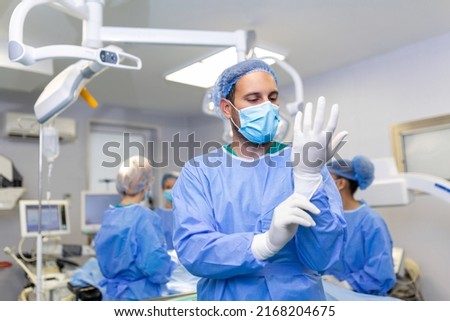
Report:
172,162,266,279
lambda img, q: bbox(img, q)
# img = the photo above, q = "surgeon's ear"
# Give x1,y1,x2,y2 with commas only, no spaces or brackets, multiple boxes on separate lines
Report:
335,178,346,191
220,99,232,119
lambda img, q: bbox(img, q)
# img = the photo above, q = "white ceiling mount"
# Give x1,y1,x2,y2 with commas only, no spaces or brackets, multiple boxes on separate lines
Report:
8,0,257,122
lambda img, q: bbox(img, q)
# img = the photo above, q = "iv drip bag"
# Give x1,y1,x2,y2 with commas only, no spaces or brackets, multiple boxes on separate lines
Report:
43,126,60,162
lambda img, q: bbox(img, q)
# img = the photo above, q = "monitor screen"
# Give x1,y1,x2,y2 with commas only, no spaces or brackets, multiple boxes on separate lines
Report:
19,200,70,238
81,191,122,234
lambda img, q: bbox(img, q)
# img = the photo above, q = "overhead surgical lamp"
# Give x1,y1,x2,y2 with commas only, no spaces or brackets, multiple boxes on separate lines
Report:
8,0,142,69
201,88,217,117
34,45,125,123
9,0,256,124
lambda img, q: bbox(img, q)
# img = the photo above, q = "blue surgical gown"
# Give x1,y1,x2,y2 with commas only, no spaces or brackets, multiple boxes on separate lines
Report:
154,207,175,250
94,204,174,300
323,202,396,296
172,144,346,301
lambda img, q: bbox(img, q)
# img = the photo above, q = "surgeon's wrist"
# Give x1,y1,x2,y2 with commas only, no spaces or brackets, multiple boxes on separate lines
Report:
251,233,277,261
293,172,322,199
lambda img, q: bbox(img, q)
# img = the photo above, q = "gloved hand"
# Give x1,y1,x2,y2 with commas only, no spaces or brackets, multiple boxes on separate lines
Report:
251,193,320,260
292,96,348,198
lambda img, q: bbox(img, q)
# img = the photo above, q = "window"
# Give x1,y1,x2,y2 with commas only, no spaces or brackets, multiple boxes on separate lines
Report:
391,114,450,180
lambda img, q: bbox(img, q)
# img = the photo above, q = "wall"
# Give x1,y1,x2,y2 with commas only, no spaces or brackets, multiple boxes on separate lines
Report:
303,32,450,300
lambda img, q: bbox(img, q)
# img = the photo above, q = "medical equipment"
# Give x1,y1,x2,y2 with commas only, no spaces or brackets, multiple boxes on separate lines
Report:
3,245,76,301
42,126,60,163
0,154,26,210
0,187,26,210
356,157,450,206
34,56,111,123
42,125,60,200
80,190,121,235
9,0,255,124
19,199,70,238
0,155,15,186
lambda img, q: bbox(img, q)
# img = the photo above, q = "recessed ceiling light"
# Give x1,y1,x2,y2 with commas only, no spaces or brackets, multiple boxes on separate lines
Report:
165,47,285,88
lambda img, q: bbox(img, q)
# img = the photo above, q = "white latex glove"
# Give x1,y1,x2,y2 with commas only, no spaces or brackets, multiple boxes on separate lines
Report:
292,96,348,198
251,193,320,260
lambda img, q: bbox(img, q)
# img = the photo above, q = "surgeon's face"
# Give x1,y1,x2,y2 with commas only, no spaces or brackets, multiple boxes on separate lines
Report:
163,178,177,190
221,71,278,127
233,71,279,109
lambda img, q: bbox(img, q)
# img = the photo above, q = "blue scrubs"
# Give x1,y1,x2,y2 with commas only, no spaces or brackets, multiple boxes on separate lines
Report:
154,207,175,250
324,203,396,296
172,144,346,301
94,204,174,300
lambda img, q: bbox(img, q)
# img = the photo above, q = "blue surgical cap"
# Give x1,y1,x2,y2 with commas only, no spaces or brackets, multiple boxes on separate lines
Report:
327,155,375,190
212,59,278,108
161,172,179,188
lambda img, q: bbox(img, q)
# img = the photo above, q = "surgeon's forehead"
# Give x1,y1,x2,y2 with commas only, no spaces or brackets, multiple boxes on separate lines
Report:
234,71,277,95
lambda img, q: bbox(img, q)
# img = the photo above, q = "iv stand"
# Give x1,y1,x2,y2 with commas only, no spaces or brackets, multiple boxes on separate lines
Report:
35,124,45,301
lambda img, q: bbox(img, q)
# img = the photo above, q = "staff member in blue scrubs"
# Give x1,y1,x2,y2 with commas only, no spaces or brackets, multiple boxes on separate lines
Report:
172,59,348,301
323,155,396,296
154,172,179,250
95,155,174,300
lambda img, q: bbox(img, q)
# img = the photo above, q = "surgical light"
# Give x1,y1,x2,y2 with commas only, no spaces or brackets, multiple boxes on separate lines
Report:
201,88,218,116
165,47,286,88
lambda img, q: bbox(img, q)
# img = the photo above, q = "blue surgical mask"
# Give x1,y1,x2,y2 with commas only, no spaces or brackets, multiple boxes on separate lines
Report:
229,100,280,144
163,189,173,203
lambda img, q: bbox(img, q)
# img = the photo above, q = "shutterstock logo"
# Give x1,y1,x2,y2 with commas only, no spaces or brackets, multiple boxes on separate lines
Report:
290,132,348,169
100,132,346,169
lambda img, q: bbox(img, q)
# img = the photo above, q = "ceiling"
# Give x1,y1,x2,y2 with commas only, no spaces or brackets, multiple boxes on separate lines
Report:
2,0,450,117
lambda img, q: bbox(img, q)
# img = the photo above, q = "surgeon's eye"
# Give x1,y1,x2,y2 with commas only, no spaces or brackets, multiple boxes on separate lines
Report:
269,94,279,103
245,95,260,104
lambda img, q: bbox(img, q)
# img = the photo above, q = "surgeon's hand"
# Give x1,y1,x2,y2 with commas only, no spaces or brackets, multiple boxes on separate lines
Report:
251,193,320,260
292,96,348,198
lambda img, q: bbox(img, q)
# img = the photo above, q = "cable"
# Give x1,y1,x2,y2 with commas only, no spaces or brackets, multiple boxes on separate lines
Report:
18,237,36,263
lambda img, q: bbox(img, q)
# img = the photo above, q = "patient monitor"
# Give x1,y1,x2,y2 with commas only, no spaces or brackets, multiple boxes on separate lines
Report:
80,190,121,235
19,199,70,238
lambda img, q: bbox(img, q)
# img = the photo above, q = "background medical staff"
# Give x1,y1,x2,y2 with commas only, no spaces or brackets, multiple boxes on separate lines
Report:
323,155,396,296
154,172,179,250
172,59,348,300
94,155,175,300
